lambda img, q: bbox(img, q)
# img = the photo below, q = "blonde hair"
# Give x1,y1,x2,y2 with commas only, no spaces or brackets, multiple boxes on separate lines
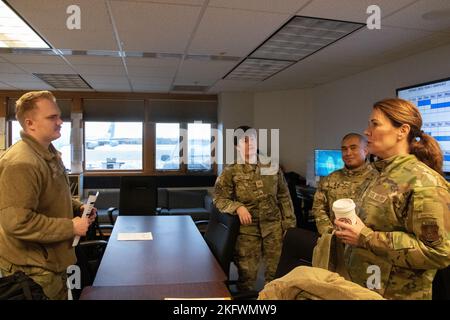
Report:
373,98,443,175
15,91,56,127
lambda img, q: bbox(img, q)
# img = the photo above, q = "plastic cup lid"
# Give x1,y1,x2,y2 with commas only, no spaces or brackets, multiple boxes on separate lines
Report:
332,198,356,213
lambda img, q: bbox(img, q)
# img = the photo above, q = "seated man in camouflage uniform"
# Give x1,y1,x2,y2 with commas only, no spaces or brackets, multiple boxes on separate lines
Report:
313,133,378,235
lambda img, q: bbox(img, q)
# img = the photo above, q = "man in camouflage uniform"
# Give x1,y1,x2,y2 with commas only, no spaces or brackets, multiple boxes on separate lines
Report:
213,126,296,291
313,133,378,235
336,155,450,299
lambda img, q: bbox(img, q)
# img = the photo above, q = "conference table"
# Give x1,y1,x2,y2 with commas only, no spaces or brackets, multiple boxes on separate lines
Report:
81,215,230,300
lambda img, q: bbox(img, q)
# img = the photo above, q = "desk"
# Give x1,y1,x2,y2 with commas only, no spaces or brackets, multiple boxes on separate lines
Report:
80,282,230,300
93,216,227,287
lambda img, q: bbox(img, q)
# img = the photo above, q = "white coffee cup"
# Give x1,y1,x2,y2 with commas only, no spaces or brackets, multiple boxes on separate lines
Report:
332,198,357,226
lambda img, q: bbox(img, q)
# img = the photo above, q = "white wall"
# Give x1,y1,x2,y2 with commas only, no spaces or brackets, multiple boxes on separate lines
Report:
253,89,313,177
217,92,254,172
251,43,450,184
312,43,450,149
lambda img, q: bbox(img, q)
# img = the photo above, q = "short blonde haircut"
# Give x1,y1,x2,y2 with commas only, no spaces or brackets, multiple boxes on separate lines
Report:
15,91,56,128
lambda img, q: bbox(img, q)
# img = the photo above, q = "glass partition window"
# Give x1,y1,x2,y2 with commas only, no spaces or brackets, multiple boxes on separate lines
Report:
187,123,211,171
155,123,180,170
84,122,143,170
11,120,72,171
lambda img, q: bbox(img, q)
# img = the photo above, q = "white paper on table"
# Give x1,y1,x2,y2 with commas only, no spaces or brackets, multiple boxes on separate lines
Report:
117,232,153,241
72,191,99,247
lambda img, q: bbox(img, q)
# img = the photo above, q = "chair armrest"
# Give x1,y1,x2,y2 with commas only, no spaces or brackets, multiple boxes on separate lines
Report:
204,194,214,212
98,224,114,230
194,220,209,236
107,207,118,225
79,240,108,247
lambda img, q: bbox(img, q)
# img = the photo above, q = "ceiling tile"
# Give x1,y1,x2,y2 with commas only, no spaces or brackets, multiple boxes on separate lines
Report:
0,62,27,74
7,0,118,50
76,65,126,76
189,7,289,56
65,56,123,66
0,54,66,64
173,78,216,86
299,0,417,23
208,79,260,93
0,73,39,82
383,0,450,32
125,0,204,5
127,65,177,78
110,1,201,52
306,26,437,67
4,81,53,90
132,84,171,92
209,0,309,14
16,63,75,74
82,75,130,85
125,57,180,67
176,60,236,80
0,81,16,89
130,76,173,86
90,83,131,91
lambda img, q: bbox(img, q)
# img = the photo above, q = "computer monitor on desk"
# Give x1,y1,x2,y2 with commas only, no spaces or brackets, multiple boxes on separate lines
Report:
314,149,344,178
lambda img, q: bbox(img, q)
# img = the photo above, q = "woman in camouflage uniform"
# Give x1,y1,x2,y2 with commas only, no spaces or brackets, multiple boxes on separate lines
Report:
335,98,450,299
213,126,296,291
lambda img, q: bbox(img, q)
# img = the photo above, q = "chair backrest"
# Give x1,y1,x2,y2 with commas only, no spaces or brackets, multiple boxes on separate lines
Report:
275,227,319,278
119,176,157,215
433,265,450,300
203,206,240,277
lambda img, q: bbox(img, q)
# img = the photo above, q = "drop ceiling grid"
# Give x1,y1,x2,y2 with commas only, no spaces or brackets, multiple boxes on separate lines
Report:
7,0,119,51
109,0,202,52
188,6,291,56
298,0,419,23
382,0,450,32
208,0,312,14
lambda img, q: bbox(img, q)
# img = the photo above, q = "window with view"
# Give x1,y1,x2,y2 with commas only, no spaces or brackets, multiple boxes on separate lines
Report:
84,122,143,170
155,123,180,170
188,122,211,171
11,120,72,171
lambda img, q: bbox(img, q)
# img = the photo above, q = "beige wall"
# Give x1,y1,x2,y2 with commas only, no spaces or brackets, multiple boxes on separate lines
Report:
217,92,254,172
254,89,313,177
250,43,450,184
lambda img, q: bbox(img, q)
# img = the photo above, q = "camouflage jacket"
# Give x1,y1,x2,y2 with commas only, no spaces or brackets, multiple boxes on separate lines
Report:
213,163,296,236
312,163,377,235
348,154,450,299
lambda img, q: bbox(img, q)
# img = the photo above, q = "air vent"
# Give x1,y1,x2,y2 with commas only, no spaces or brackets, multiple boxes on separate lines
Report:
33,73,92,89
171,85,210,92
224,16,365,81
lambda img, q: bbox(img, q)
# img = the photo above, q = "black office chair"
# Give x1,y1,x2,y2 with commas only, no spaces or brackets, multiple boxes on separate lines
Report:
275,227,319,278
72,239,107,300
108,176,158,221
196,207,258,299
433,265,450,300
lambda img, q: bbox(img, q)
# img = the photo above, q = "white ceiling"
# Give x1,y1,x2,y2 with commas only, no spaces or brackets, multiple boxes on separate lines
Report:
0,0,449,93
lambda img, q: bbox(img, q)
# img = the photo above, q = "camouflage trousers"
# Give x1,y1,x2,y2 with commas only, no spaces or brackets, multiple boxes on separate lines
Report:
234,223,283,291
0,256,68,300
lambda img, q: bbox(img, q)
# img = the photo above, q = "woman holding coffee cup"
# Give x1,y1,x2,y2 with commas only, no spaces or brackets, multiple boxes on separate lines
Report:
334,98,450,299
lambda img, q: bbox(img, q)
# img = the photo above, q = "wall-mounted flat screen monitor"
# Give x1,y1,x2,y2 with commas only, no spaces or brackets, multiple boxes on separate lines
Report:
397,77,450,173
314,149,344,177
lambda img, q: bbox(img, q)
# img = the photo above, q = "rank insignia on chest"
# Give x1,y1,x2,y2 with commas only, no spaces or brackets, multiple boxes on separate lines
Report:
368,191,388,203
255,180,264,188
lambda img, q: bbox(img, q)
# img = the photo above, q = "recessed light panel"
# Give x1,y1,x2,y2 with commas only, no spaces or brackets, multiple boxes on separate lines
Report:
224,16,364,81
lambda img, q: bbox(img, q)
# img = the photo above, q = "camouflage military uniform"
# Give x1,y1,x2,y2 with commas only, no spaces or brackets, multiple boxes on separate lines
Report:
347,155,450,299
213,163,296,291
313,163,377,235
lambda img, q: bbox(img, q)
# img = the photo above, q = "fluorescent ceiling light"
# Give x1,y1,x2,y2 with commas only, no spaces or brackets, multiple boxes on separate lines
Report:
33,73,91,89
224,16,364,81
0,0,49,48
